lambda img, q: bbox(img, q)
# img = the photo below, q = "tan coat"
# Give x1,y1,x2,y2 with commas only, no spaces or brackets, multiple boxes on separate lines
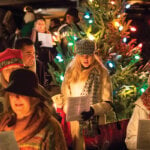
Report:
125,98,150,150
61,66,113,150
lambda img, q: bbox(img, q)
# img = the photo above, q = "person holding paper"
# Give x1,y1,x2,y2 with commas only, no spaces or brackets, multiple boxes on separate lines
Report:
0,68,67,150
31,17,53,88
125,87,150,150
61,39,113,150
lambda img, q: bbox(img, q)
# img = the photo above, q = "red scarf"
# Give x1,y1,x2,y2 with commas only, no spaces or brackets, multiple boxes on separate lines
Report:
141,87,150,111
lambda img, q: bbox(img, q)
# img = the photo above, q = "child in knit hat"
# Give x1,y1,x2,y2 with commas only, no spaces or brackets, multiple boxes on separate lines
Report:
0,48,23,88
0,48,23,113
60,38,113,149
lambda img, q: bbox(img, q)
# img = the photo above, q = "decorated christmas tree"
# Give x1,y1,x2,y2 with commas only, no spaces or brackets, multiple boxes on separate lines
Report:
48,0,149,119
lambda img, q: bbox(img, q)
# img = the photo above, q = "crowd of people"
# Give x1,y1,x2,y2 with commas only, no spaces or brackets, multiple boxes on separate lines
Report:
0,5,150,150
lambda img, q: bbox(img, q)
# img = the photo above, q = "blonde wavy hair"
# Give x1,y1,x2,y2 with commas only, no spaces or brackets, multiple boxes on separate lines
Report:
63,54,102,86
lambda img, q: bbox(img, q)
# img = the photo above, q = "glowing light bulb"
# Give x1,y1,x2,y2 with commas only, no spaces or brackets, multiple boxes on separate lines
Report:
73,36,78,41
88,19,93,24
140,88,145,93
56,54,63,62
110,1,115,5
60,75,64,81
125,4,131,9
138,43,143,48
68,42,74,46
119,26,123,31
122,37,127,43
88,34,95,40
84,13,90,19
130,26,137,32
134,54,140,60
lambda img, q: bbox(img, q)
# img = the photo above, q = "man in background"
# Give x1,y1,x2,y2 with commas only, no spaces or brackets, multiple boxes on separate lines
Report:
14,37,45,86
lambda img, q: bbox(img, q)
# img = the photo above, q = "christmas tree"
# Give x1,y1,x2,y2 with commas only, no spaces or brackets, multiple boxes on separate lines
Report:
48,0,149,119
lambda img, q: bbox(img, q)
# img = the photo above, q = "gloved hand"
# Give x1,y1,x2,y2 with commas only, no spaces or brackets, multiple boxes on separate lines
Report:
81,107,94,121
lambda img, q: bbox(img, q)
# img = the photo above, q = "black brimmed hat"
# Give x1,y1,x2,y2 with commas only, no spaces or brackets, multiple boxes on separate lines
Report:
5,68,46,100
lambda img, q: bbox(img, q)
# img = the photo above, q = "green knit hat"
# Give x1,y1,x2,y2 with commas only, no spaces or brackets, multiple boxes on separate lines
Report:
75,39,95,55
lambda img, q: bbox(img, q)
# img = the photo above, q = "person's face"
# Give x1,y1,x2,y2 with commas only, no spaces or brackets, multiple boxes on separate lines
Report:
78,54,94,68
2,65,22,82
22,45,36,67
9,93,34,119
35,19,46,33
50,20,55,28
66,14,74,24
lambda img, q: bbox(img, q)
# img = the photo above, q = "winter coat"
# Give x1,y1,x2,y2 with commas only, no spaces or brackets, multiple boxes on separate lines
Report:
61,66,113,150
125,98,150,150
62,66,113,124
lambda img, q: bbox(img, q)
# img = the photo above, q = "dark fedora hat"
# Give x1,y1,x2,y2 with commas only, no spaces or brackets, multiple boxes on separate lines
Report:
4,68,46,100
65,7,80,23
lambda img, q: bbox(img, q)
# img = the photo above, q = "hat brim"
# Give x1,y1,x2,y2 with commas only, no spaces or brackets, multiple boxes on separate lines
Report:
5,82,47,101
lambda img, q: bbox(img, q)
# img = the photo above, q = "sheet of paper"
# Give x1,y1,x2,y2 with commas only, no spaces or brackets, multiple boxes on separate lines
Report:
38,32,53,48
137,119,150,150
0,131,19,150
66,95,90,121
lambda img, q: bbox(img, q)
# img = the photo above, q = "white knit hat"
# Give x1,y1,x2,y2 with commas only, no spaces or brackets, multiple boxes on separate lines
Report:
75,39,95,55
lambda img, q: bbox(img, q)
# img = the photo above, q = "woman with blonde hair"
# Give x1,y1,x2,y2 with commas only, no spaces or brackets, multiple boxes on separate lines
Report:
60,39,113,150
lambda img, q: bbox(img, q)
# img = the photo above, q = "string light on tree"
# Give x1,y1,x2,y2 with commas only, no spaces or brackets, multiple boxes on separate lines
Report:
87,33,95,40
119,25,123,31
110,1,115,5
56,53,63,62
133,54,140,61
138,43,143,48
125,4,131,9
88,19,94,24
106,60,116,74
106,60,115,69
138,83,148,95
89,0,93,3
68,42,74,47
122,37,127,43
84,12,91,19
60,74,64,81
73,36,78,41
113,21,120,28
130,26,137,32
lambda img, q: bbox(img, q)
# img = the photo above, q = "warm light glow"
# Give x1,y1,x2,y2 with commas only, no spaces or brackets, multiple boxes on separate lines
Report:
134,54,140,60
73,36,78,41
56,54,63,62
87,34,95,40
130,26,137,32
114,21,120,28
140,88,145,93
119,26,123,31
138,43,143,48
60,75,64,81
125,4,131,9
122,37,127,43
84,13,90,19
110,1,115,5
88,19,93,24
68,42,74,46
